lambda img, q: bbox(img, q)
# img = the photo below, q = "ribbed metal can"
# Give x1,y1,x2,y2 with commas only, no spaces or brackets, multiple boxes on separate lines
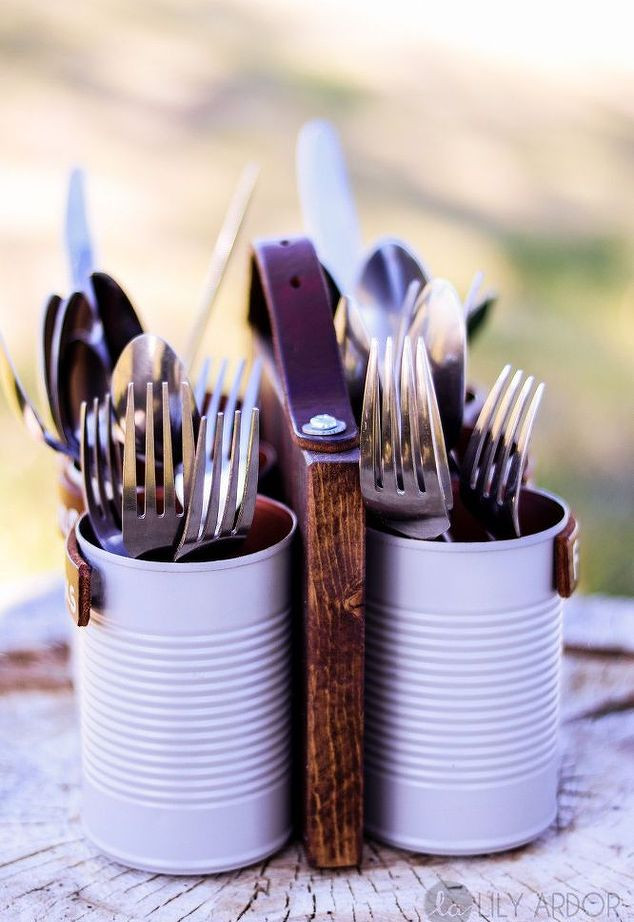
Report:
365,488,571,855
75,496,296,874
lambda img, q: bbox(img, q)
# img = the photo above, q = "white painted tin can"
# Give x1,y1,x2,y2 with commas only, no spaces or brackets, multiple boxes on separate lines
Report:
74,495,296,874
365,488,576,855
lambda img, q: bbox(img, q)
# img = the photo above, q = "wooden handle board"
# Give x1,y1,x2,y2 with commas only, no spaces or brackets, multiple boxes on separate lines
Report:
249,237,365,868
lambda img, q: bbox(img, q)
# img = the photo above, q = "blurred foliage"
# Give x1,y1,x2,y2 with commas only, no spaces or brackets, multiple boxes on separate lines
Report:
0,0,632,595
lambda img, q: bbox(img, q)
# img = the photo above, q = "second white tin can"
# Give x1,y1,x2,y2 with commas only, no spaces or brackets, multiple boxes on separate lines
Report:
365,488,577,856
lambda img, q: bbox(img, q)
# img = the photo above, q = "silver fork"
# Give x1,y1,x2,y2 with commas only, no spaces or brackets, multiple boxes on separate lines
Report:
360,335,452,540
460,364,545,539
192,357,262,464
122,381,195,559
174,407,259,561
79,394,124,554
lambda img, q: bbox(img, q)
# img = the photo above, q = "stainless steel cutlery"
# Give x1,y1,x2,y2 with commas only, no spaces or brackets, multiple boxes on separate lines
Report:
460,365,545,539
174,407,259,561
80,394,125,555
111,333,195,463
360,336,452,540
122,382,194,559
0,331,67,454
405,278,466,452
79,343,262,562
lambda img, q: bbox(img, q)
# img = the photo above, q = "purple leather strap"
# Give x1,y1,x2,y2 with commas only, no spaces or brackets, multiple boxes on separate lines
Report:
249,236,358,453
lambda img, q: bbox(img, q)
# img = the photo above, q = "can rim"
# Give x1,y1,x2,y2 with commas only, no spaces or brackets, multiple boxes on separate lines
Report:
368,486,569,553
76,495,297,573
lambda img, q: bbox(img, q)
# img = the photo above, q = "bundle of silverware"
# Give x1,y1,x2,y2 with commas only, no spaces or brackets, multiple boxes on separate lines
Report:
0,165,264,561
296,119,543,542
2,121,546,554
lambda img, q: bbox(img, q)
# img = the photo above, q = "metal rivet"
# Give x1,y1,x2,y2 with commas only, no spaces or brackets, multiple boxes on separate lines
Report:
301,414,347,437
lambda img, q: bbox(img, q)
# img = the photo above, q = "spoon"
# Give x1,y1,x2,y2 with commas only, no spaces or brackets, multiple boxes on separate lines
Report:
90,271,144,365
111,333,199,460
407,278,466,452
51,292,111,453
59,339,110,458
354,237,430,353
39,293,64,438
0,331,67,454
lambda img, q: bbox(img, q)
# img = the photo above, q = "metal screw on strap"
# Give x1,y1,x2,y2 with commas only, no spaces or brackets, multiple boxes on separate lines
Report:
302,413,347,436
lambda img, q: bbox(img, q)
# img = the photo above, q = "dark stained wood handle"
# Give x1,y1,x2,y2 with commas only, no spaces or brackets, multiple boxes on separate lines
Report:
65,525,92,627
555,513,579,598
249,237,358,453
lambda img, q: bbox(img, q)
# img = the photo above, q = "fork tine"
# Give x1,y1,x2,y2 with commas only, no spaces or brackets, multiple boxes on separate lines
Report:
123,382,138,519
144,383,156,516
193,356,211,413
102,393,122,515
180,382,196,509
92,397,109,517
162,382,176,515
413,337,439,493
506,383,545,526
492,375,534,503
239,359,262,495
222,360,246,458
381,337,398,491
395,280,422,374
207,359,227,422
205,359,228,456
464,364,512,488
399,337,420,496
175,416,208,558
201,411,224,541
416,337,453,507
80,400,98,523
234,408,259,536
477,369,524,497
360,338,380,498
219,410,242,534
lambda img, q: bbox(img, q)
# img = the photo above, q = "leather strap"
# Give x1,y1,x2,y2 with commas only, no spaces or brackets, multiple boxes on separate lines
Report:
555,513,580,598
65,525,92,627
249,237,358,453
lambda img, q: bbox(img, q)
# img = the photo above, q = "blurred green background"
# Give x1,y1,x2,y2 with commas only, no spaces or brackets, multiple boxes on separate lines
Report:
0,0,632,594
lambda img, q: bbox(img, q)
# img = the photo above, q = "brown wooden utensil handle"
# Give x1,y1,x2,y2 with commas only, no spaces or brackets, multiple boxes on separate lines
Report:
249,237,358,453
555,512,579,598
65,525,92,627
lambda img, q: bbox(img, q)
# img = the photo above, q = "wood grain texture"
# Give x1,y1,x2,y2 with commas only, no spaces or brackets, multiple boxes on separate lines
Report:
249,238,365,868
302,456,365,868
0,594,632,921
257,358,365,869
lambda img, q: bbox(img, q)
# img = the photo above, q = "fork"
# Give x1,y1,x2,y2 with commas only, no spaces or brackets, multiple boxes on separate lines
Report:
360,335,452,540
122,381,195,559
460,364,545,539
174,406,259,561
80,394,125,555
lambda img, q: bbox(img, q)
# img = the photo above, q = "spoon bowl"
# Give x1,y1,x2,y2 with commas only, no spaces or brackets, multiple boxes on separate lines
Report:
111,334,198,461
354,237,430,351
408,278,466,452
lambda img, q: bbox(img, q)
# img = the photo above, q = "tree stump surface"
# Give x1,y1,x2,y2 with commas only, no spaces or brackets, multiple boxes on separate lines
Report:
0,578,632,922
